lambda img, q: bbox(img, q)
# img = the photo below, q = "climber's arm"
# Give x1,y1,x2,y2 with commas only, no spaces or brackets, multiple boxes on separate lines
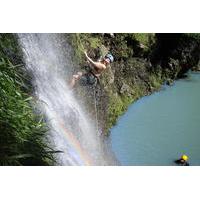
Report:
84,51,105,70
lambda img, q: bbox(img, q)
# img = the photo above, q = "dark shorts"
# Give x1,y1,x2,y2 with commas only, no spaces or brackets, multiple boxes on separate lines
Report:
79,73,97,86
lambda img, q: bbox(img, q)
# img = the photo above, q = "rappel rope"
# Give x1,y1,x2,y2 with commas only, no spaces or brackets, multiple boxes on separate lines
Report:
93,82,100,136
78,34,102,136
36,96,93,165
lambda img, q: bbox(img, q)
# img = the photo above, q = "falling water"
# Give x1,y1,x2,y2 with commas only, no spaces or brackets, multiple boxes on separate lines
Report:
17,33,114,165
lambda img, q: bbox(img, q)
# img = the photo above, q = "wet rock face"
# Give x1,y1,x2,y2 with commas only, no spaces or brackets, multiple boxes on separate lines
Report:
2,33,200,136
69,34,200,134
120,83,131,95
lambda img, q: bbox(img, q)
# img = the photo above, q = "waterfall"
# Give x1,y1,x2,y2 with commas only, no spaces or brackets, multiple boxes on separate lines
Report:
17,33,114,165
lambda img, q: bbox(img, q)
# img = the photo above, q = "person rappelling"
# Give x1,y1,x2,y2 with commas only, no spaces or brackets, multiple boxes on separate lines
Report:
69,51,114,88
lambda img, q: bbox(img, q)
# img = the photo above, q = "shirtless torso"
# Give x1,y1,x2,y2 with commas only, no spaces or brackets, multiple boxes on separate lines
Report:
69,51,111,88
89,61,106,77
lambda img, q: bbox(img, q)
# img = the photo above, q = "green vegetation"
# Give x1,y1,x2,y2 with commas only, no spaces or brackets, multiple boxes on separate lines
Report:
110,33,155,60
0,36,55,165
108,94,125,128
0,34,21,63
70,33,200,134
107,91,135,130
149,73,162,89
69,34,162,133
132,33,155,46
183,33,200,41
70,33,104,64
1,33,199,155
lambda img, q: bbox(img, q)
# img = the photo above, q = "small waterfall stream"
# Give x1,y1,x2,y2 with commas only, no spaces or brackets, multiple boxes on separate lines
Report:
17,33,113,165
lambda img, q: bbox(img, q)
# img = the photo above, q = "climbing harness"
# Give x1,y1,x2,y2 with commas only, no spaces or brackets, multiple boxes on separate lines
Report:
79,72,97,86
76,35,113,136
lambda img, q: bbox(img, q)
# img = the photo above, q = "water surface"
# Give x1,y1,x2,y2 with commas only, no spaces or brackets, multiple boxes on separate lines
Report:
111,72,200,165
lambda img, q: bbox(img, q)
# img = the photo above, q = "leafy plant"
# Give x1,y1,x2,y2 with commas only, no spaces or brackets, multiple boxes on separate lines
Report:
0,58,55,165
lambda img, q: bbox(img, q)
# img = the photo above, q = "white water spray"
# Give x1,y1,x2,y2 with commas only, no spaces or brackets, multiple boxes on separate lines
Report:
17,33,114,165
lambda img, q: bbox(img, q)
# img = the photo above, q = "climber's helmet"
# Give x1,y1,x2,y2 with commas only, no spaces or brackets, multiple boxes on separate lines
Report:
104,53,114,64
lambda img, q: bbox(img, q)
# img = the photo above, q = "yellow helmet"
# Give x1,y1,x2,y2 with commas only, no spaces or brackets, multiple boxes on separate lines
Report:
181,154,188,161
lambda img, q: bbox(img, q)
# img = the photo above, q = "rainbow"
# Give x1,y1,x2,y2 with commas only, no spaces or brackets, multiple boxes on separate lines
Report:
55,113,93,166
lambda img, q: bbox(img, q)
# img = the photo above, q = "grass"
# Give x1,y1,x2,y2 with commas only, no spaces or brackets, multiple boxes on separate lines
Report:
0,57,55,165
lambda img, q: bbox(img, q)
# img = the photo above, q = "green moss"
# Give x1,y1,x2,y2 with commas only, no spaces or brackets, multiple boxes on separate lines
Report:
121,94,134,106
107,84,140,131
69,33,197,135
132,33,155,47
107,93,124,129
69,33,105,65
149,74,162,89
